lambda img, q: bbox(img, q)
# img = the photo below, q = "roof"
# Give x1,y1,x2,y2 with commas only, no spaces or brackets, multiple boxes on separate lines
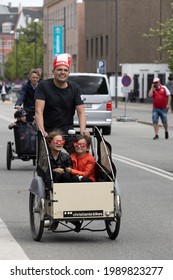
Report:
23,8,43,22
0,4,18,14
0,5,43,34
0,14,18,33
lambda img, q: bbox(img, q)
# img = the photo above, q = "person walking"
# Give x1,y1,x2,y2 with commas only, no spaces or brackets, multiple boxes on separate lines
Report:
34,53,87,138
15,69,40,121
166,73,173,113
148,77,171,140
0,81,8,102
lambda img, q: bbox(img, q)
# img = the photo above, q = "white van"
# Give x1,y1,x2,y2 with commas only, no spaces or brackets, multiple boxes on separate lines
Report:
68,73,112,135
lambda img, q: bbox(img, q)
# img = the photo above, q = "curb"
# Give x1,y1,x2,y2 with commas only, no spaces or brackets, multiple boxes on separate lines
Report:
0,101,13,104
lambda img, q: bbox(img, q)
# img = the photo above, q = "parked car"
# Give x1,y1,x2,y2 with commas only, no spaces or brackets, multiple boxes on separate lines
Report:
68,73,112,135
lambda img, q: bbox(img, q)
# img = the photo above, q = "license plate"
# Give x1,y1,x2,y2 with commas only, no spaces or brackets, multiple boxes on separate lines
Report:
84,103,92,108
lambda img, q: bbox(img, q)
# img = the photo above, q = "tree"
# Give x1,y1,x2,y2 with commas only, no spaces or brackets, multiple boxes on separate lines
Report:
144,12,173,72
4,21,43,81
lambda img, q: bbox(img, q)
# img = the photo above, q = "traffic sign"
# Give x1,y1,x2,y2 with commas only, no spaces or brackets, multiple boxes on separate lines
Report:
121,75,132,87
96,60,106,74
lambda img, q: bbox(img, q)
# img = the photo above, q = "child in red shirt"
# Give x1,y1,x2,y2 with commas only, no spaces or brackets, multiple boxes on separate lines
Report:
66,135,96,182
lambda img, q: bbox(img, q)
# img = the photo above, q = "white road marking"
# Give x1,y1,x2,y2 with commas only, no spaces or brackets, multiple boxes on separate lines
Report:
113,154,173,181
0,218,29,260
0,114,13,122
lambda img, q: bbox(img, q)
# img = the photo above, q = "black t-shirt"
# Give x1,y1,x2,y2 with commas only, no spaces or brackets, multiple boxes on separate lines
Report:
34,79,83,132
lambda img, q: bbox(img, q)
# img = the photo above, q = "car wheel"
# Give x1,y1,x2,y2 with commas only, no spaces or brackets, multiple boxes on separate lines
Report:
102,126,111,135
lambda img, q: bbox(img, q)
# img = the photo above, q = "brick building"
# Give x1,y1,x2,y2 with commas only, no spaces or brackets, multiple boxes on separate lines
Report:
43,0,173,74
43,0,173,100
0,3,43,79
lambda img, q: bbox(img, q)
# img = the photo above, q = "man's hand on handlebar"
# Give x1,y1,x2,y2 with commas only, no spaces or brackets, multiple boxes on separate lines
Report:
81,129,90,137
15,105,22,110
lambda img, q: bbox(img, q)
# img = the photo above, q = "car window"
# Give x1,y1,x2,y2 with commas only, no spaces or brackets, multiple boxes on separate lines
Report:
68,76,108,95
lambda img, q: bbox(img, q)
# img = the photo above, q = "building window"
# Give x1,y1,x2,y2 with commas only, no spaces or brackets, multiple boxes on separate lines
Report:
70,3,73,28
2,23,11,33
7,39,13,47
106,35,108,56
0,38,3,47
67,5,69,29
63,8,66,29
95,37,98,58
86,39,89,58
72,3,76,28
91,38,93,58
100,36,103,57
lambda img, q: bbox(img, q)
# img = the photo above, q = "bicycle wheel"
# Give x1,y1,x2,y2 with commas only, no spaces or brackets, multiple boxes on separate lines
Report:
6,142,12,170
105,217,121,240
29,192,44,241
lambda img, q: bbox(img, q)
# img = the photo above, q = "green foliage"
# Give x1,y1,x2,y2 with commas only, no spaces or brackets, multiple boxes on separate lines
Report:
4,21,43,81
143,11,173,72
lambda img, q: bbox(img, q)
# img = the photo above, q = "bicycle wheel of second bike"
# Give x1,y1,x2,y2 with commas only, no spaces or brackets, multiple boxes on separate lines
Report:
6,142,12,170
29,192,44,241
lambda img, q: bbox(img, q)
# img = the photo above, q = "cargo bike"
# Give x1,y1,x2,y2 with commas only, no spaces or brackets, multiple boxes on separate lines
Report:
29,127,122,241
6,122,37,170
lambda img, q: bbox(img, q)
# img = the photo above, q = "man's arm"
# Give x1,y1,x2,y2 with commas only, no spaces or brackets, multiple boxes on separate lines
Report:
166,94,171,110
15,84,26,108
35,99,47,135
148,84,155,97
76,104,87,134
163,85,171,110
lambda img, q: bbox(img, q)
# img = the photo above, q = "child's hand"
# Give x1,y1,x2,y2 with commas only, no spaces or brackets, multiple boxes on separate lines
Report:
9,123,16,129
66,167,71,173
53,168,64,174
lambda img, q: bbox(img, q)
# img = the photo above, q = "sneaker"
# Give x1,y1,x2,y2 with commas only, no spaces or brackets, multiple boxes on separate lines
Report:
153,135,159,140
165,131,169,139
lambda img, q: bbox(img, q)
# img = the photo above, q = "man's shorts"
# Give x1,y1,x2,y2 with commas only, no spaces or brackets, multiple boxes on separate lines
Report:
152,108,168,124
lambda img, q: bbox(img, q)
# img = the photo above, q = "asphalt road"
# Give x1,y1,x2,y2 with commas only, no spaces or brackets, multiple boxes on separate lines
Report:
0,102,173,260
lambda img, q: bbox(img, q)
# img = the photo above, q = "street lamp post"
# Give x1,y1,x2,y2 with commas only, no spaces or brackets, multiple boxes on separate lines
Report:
115,0,118,108
14,32,19,78
159,0,162,61
0,36,5,78
1,37,4,78
10,30,19,78
34,18,39,68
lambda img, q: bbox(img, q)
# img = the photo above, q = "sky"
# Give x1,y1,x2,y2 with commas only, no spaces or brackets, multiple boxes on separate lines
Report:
0,0,43,7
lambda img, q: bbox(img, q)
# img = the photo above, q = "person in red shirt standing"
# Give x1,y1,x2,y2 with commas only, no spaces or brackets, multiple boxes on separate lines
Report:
148,77,171,140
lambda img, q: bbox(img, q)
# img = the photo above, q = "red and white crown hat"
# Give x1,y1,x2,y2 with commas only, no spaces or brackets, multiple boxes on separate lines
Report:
53,53,72,70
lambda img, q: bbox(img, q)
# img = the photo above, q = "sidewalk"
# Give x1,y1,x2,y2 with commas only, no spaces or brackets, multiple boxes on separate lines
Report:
112,101,173,129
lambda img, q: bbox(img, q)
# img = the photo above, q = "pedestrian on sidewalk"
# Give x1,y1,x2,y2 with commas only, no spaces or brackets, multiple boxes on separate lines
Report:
166,73,173,113
0,81,8,102
148,77,171,140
